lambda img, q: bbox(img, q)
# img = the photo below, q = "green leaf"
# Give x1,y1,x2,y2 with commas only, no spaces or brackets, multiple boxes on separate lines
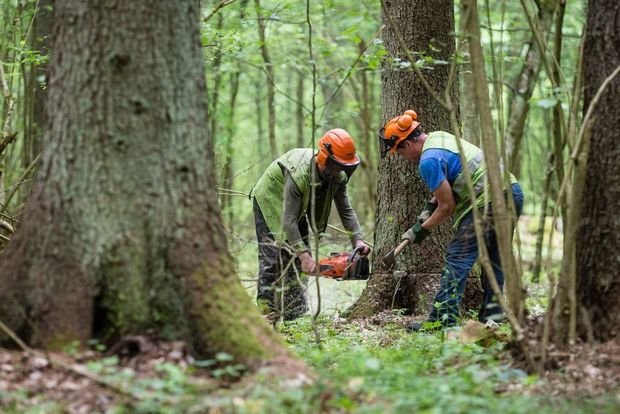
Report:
215,352,234,362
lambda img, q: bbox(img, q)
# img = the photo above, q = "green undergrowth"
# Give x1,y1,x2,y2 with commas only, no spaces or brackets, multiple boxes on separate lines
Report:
4,317,619,413
236,316,619,414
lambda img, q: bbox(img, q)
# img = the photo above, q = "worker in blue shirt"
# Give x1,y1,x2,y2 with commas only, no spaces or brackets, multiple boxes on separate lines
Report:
379,109,524,331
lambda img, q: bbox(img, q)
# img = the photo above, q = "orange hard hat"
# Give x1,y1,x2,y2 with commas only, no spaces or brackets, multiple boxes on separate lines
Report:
316,128,361,168
378,110,420,157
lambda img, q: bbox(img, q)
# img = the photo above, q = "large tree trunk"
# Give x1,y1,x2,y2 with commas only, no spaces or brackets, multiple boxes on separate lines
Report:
349,0,481,319
575,0,620,342
0,0,298,371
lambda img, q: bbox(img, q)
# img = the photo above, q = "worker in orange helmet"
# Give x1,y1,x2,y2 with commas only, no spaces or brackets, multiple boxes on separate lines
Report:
379,110,524,331
251,129,371,322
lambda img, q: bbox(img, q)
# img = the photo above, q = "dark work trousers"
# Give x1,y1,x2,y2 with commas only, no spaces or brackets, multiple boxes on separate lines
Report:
253,198,310,321
428,183,525,326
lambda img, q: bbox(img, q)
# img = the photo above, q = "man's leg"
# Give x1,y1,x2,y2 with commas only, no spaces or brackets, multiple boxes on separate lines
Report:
479,224,504,323
412,212,479,330
478,183,524,323
277,216,310,321
254,199,280,318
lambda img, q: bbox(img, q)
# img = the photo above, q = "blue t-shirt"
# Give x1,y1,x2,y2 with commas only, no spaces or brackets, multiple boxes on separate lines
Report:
419,149,462,192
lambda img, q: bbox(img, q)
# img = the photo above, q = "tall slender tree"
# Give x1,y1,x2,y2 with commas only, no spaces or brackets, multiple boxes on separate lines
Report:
0,0,301,372
23,0,52,170
254,0,277,159
458,0,480,146
505,0,557,177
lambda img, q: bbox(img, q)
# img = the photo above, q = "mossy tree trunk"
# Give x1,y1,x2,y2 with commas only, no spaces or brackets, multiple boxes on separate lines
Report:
349,0,481,319
574,0,620,342
0,0,298,370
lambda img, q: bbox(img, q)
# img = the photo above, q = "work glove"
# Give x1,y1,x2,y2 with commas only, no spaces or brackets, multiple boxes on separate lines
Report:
418,200,438,222
355,239,371,256
401,221,430,244
299,251,317,274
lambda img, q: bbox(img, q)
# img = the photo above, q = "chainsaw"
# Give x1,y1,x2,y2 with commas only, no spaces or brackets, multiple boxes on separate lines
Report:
318,246,370,280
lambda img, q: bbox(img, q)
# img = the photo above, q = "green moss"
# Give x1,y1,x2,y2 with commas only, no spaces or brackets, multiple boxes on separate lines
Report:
190,254,282,363
98,235,151,334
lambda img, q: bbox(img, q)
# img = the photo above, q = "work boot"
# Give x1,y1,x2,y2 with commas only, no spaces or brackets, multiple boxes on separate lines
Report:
406,322,425,332
478,302,504,324
406,320,441,332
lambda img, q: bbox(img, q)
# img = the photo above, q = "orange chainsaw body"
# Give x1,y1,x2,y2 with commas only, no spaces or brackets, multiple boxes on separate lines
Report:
319,248,370,280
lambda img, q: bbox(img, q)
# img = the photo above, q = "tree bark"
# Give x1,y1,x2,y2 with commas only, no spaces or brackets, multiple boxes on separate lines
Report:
458,0,480,145
296,68,305,148
24,0,53,168
254,0,277,160
349,0,481,319
358,63,377,221
0,0,299,371
575,0,620,342
208,13,224,156
254,70,266,167
220,71,240,226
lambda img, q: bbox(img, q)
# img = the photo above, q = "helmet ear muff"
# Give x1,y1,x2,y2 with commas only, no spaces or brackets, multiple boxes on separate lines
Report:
317,141,332,167
396,115,413,131
323,142,333,156
380,109,421,157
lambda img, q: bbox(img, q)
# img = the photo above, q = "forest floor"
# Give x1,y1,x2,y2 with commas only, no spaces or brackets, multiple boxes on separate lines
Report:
2,216,618,413
1,313,619,413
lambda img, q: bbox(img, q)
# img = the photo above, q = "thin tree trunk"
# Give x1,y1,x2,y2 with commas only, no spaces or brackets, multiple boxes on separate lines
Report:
553,127,588,345
465,0,523,323
296,68,305,147
505,2,555,177
359,64,377,221
254,0,277,159
551,0,580,345
531,150,553,283
221,71,240,225
0,0,302,373
219,0,247,226
255,70,265,164
18,0,52,205
209,14,224,151
551,0,567,229
0,6,25,209
458,0,480,145
346,55,377,223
